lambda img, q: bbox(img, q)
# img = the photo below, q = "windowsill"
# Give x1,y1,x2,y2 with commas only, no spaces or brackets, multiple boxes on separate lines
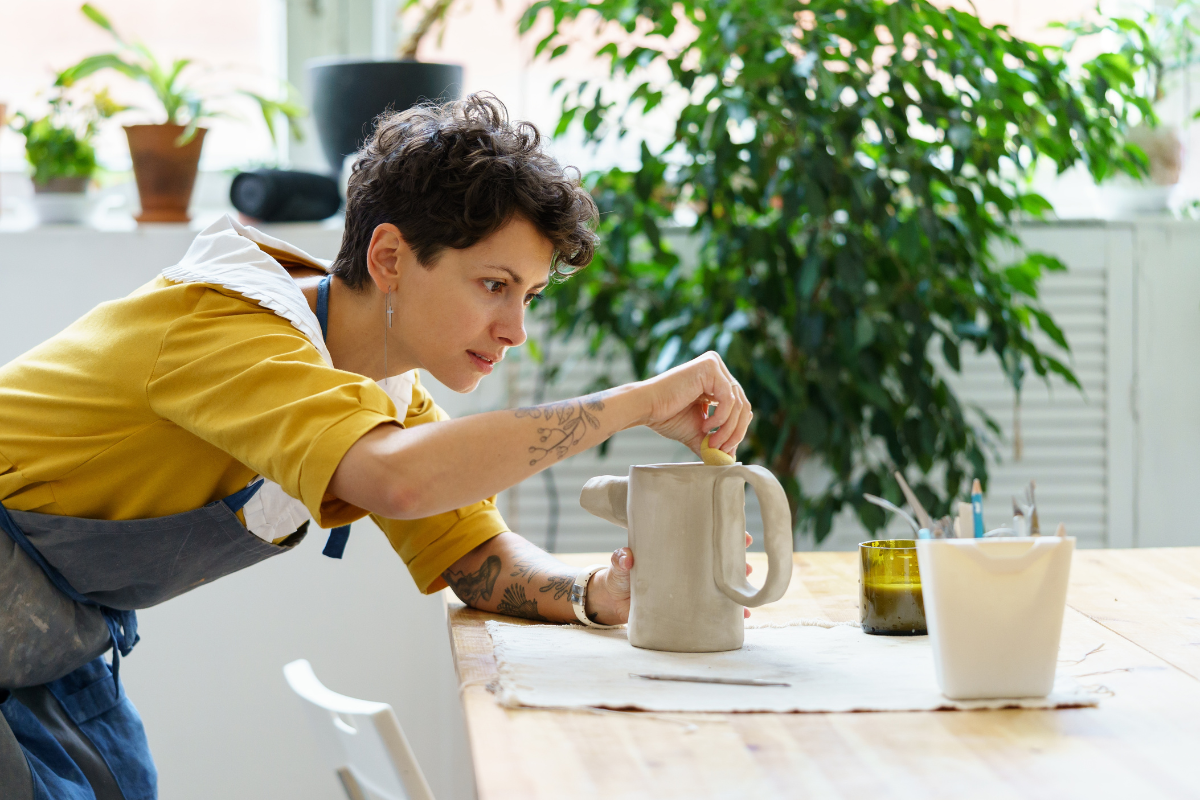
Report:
0,204,346,235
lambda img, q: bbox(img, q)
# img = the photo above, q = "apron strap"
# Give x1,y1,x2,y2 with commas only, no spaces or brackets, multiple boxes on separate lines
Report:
315,275,353,560
317,274,332,339
223,479,264,514
321,525,351,559
0,503,137,697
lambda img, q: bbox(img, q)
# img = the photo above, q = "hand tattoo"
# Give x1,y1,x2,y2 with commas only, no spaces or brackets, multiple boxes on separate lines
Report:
442,555,501,605
509,559,543,582
496,584,548,622
539,574,574,601
514,392,607,466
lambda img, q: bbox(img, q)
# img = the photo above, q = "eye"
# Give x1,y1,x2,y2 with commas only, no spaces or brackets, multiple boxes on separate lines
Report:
482,279,505,294
524,291,545,307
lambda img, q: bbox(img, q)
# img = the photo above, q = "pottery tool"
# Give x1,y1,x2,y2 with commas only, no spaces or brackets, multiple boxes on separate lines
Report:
957,501,973,539
971,478,984,538
1026,480,1041,535
892,471,935,531
863,493,920,535
700,433,736,466
1012,497,1027,537
934,516,954,538
630,673,791,687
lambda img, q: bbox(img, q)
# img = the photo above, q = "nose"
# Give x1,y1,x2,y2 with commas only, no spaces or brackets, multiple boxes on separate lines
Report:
495,301,528,348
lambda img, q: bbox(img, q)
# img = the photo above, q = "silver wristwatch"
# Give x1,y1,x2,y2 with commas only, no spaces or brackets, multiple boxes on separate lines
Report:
569,564,620,628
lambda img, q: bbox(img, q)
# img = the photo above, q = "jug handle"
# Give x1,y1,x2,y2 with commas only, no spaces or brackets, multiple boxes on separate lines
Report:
953,537,1070,574
712,464,792,608
579,476,629,528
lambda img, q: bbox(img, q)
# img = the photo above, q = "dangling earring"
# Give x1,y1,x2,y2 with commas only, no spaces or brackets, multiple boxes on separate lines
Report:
383,287,392,380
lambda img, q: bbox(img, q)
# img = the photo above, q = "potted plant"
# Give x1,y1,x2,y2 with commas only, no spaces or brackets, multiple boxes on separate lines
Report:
59,4,306,222
308,0,463,175
1055,0,1200,213
8,84,122,224
520,0,1143,542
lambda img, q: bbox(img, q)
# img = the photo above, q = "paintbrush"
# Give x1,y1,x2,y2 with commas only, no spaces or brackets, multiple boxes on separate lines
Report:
630,673,791,687
893,471,935,531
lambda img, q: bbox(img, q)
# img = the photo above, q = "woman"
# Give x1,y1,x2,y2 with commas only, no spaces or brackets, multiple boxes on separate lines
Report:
0,94,751,799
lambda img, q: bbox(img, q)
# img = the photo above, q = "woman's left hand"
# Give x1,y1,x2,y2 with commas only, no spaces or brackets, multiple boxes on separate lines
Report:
585,535,755,624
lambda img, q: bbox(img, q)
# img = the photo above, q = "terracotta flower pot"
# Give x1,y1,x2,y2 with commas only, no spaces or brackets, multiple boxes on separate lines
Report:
124,124,206,223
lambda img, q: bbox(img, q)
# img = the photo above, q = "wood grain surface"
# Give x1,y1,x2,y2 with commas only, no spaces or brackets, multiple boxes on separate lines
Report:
445,550,1200,800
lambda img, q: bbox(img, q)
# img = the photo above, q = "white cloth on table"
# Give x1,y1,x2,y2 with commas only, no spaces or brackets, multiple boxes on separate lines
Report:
486,619,1099,713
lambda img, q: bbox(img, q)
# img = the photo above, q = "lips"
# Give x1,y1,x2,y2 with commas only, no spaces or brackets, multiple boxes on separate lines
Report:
468,350,502,372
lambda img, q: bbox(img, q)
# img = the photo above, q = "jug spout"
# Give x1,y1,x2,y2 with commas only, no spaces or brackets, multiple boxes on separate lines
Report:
580,476,629,528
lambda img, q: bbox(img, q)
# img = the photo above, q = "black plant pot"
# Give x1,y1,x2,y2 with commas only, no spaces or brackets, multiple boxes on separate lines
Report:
307,58,463,175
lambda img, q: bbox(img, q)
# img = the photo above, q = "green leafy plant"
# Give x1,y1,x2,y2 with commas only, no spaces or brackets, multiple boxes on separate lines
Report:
57,3,306,147
9,85,123,186
397,0,459,59
1054,0,1200,112
520,0,1145,542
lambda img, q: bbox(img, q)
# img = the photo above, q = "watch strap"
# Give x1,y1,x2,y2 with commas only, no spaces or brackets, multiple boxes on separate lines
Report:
569,564,621,628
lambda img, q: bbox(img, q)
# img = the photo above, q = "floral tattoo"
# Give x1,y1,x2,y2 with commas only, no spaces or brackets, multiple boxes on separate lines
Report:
514,393,607,466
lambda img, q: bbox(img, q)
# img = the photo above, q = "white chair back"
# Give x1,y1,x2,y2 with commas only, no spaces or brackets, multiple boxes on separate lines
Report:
283,659,435,800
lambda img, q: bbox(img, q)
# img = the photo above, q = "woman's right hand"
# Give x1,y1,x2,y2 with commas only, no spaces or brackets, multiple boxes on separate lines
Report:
634,351,752,456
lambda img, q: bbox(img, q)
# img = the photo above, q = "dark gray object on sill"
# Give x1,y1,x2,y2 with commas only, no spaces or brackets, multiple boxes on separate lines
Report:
229,169,341,222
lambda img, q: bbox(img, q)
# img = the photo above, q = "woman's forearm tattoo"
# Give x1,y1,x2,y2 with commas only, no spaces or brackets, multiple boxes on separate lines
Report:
514,392,608,466
443,555,501,605
509,559,543,582
496,584,548,622
539,574,574,601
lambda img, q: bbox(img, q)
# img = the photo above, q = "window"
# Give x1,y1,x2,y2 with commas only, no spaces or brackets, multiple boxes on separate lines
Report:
0,0,287,173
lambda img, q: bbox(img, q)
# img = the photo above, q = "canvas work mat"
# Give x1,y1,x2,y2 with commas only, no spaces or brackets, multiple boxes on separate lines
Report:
485,619,1099,713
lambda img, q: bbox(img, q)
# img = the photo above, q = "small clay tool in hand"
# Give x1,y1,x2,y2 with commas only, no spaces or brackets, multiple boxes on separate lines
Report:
701,434,736,466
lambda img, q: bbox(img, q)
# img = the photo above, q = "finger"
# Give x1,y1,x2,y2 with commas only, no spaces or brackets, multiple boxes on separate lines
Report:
746,563,753,576
611,547,633,572
744,608,751,619
718,382,753,454
700,356,737,443
607,548,632,598
708,360,748,450
745,532,753,547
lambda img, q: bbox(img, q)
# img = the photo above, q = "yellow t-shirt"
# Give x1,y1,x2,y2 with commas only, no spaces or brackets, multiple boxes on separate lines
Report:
0,276,508,593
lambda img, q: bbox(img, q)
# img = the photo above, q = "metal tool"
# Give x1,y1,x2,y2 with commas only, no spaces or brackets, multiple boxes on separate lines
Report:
630,673,791,687
1026,480,1040,535
863,493,920,535
893,471,935,531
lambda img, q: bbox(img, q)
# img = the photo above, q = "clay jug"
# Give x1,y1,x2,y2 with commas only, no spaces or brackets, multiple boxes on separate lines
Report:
580,463,793,652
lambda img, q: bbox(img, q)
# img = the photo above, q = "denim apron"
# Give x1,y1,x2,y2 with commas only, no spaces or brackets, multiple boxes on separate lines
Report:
0,266,352,800
0,479,307,800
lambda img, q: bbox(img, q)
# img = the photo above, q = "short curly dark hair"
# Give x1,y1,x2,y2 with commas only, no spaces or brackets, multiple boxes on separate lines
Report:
332,92,598,288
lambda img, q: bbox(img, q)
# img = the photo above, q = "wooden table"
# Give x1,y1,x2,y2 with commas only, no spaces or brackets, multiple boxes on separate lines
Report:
445,549,1200,799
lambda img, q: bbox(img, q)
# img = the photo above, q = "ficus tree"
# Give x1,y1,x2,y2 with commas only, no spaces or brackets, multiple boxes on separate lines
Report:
519,0,1146,542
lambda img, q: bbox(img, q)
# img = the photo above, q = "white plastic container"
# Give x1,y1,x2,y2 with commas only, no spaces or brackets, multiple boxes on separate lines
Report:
916,537,1075,700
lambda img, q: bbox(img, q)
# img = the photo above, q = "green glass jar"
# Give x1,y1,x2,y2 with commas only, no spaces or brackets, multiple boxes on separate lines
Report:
859,539,926,635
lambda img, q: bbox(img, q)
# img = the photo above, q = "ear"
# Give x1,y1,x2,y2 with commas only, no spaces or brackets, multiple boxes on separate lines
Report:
365,223,413,294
